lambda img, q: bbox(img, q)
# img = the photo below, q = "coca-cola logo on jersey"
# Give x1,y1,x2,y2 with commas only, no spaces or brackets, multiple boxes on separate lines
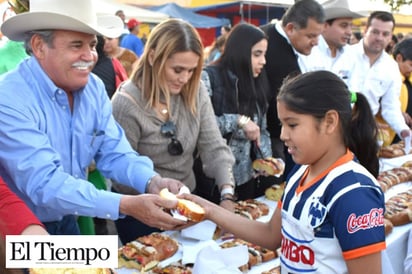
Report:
346,208,384,234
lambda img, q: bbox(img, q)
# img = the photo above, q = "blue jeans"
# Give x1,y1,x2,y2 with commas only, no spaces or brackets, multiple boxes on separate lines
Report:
43,215,80,235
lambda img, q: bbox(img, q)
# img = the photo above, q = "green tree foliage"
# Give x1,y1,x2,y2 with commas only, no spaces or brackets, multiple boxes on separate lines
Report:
384,0,412,11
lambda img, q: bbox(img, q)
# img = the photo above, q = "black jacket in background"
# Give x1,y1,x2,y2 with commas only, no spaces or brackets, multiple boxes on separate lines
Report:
260,23,301,139
92,56,116,98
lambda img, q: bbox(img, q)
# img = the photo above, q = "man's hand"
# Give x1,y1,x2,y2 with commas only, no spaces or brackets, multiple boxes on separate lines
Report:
403,112,412,128
400,129,411,139
119,194,186,231
376,121,390,130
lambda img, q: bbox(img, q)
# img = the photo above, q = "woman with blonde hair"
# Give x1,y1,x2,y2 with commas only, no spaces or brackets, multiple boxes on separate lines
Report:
111,19,235,243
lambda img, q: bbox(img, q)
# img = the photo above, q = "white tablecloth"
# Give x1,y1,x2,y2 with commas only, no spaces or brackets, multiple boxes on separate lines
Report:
380,154,412,274
385,223,412,274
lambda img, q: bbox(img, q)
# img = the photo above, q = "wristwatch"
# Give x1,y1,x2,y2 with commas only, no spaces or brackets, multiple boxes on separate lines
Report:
220,185,236,202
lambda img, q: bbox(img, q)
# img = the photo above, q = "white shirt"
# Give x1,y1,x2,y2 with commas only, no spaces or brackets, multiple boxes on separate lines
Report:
347,40,407,136
300,35,354,86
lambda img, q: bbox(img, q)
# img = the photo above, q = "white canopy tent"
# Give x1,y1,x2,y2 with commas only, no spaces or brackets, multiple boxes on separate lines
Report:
94,0,169,23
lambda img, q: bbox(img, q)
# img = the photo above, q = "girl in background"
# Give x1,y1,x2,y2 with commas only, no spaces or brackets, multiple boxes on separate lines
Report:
201,23,273,200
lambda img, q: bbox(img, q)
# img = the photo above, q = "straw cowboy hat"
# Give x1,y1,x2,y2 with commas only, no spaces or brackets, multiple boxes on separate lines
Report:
322,0,367,20
1,0,123,41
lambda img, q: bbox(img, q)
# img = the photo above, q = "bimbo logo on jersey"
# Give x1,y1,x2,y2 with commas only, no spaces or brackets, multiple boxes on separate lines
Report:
281,235,315,266
347,208,384,234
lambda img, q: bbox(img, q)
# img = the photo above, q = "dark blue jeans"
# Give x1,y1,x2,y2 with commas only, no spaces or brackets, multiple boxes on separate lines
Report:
115,216,160,245
43,215,80,235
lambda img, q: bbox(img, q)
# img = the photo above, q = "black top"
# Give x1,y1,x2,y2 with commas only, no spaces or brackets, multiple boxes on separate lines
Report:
260,23,301,138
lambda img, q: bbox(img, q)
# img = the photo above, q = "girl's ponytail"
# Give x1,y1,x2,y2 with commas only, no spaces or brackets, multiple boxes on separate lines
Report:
348,92,379,177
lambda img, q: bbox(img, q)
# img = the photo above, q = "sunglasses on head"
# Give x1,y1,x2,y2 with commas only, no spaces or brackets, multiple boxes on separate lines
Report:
160,121,183,156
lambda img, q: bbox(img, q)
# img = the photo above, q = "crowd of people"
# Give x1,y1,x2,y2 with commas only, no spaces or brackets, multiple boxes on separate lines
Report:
1,0,412,273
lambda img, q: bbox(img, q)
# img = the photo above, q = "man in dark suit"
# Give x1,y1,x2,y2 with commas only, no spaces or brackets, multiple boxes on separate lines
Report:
261,0,325,177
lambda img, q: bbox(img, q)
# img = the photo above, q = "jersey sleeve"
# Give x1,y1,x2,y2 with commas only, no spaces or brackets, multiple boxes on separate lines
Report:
329,185,386,260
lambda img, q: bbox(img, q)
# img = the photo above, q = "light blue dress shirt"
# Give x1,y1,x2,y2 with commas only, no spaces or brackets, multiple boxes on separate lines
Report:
0,57,156,222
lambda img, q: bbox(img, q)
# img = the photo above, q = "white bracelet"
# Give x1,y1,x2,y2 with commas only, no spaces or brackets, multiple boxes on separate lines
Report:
238,115,250,129
221,187,234,197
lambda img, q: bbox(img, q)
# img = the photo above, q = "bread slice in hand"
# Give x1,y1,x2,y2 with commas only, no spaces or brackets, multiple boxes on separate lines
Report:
252,157,285,176
159,188,205,222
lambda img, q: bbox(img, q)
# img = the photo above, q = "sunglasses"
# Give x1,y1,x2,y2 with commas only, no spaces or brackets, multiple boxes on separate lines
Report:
160,121,183,156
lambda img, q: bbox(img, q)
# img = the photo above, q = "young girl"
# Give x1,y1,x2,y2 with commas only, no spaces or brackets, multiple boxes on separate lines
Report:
184,70,385,274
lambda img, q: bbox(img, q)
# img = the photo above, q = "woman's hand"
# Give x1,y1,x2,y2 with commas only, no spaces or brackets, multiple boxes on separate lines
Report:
243,120,260,145
147,175,186,195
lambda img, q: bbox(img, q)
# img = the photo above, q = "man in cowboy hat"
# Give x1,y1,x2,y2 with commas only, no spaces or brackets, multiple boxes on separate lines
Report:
0,0,187,235
300,0,366,84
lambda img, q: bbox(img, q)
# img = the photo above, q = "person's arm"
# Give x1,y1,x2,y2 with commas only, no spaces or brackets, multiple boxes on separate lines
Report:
331,184,385,274
381,61,410,136
181,192,282,251
0,178,47,236
93,81,158,194
346,252,382,274
196,85,235,191
21,225,48,235
259,113,272,158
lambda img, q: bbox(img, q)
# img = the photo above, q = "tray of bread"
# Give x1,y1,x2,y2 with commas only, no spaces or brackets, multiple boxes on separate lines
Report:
377,155,412,235
118,232,182,272
219,238,278,272
116,197,280,274
29,268,114,274
379,141,412,158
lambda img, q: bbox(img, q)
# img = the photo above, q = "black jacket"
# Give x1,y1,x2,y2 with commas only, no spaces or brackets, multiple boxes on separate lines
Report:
203,65,239,116
260,23,301,138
